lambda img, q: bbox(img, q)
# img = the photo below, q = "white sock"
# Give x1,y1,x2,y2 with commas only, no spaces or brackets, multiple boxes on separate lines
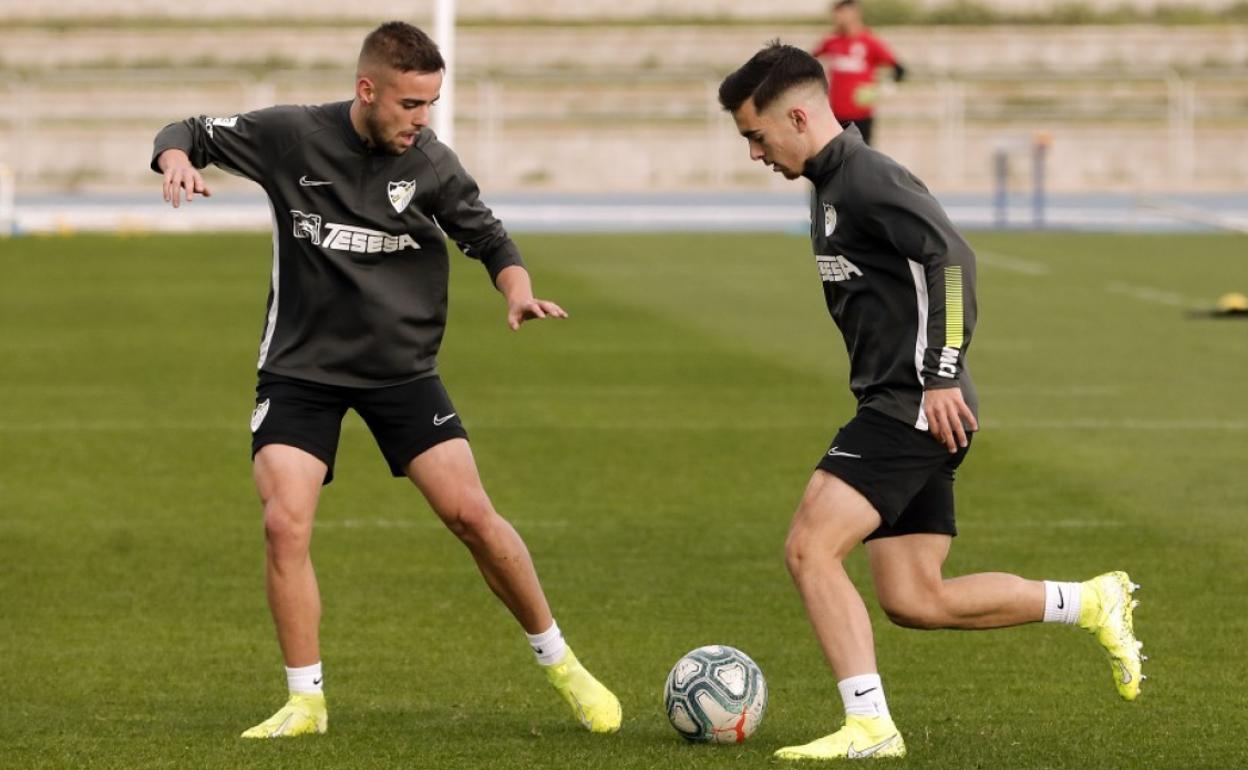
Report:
286,662,323,694
1043,580,1083,624
526,619,568,666
838,673,890,718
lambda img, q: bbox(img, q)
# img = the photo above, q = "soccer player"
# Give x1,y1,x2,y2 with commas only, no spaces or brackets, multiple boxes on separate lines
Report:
150,21,621,739
811,0,905,146
717,43,1143,760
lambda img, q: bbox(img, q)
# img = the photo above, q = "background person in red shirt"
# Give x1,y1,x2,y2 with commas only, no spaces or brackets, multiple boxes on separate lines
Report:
812,0,906,146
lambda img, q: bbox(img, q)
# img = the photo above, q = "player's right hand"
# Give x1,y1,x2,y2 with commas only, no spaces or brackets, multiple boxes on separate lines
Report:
923,385,978,454
159,149,212,208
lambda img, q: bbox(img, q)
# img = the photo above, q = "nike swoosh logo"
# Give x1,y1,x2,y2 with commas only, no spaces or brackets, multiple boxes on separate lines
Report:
1116,660,1132,685
847,734,898,759
299,175,332,186
432,412,456,426
853,687,878,697
1057,586,1065,610
567,691,589,727
312,677,322,686
827,446,862,458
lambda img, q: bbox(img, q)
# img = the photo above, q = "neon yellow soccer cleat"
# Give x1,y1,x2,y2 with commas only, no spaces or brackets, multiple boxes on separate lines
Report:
240,692,327,738
774,714,906,761
544,647,622,734
1079,571,1145,701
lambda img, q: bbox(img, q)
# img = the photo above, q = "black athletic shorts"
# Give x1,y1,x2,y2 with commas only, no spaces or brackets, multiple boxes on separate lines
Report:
249,371,468,484
815,406,972,541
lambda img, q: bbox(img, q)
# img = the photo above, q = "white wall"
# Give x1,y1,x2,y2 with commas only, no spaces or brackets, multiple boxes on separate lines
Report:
0,0,1236,19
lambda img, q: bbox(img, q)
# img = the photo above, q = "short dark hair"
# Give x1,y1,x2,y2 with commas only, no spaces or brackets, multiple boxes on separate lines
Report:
718,41,828,113
359,21,445,74
833,0,858,10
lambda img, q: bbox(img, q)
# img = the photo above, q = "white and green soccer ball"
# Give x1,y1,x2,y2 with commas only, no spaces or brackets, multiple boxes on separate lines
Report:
663,645,768,743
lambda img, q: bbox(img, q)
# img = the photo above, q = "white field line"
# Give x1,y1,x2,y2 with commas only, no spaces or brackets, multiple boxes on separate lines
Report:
1137,196,1248,235
316,517,569,531
974,250,1202,314
976,250,1050,276
315,518,426,530
987,418,1248,430
994,519,1125,529
1104,281,1194,308
3,417,1246,432
977,385,1119,396
0,420,238,431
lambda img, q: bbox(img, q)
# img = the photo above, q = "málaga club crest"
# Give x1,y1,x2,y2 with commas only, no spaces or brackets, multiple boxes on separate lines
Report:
388,179,416,213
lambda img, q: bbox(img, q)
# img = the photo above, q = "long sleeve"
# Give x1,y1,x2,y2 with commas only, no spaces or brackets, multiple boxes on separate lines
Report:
862,163,977,388
867,34,899,69
150,109,282,184
427,140,525,283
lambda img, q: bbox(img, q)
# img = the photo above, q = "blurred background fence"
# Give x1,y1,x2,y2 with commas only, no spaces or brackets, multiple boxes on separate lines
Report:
0,1,1245,235
2,16,1246,195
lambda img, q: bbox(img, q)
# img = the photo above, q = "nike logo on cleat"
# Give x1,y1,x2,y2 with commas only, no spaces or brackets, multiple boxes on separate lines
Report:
853,687,878,697
1116,660,1132,685
847,735,898,758
432,412,456,426
567,692,589,727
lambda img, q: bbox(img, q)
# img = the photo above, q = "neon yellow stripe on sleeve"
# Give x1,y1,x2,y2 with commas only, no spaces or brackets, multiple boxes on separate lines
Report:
944,266,964,348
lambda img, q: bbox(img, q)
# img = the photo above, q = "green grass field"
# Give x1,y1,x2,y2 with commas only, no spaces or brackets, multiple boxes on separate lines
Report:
2,230,1246,769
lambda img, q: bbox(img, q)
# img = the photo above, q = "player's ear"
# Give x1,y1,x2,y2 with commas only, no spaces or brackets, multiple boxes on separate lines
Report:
357,76,376,105
789,105,809,133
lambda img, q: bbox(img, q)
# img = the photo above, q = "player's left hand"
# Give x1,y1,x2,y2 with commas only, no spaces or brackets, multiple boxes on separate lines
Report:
507,298,568,331
924,386,978,453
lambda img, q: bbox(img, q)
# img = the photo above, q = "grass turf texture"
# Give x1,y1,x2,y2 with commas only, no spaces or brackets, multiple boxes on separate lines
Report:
1,231,1245,769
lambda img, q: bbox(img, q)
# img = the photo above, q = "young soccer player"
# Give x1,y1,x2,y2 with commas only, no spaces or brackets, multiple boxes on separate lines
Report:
152,21,621,739
717,42,1144,760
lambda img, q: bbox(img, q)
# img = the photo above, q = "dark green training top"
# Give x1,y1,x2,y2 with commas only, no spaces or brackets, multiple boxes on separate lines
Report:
802,126,978,430
151,101,524,388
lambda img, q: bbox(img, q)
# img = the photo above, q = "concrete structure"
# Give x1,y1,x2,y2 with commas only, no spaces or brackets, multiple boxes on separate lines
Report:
0,0,1237,19
1,19,1245,194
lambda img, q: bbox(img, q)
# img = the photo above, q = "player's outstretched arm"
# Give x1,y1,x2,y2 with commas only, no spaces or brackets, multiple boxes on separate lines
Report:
923,385,978,453
495,265,568,331
157,149,212,209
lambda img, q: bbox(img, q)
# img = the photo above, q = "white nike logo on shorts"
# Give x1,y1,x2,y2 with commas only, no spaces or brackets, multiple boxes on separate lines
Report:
826,446,862,458
432,412,456,426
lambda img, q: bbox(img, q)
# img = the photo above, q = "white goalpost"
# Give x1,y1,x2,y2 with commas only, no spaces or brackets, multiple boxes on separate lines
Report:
433,0,456,148
0,164,14,237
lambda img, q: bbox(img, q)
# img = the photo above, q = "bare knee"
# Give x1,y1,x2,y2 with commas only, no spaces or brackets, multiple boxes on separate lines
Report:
784,508,854,580
263,499,313,559
441,490,498,545
784,528,820,579
784,472,882,580
878,587,948,629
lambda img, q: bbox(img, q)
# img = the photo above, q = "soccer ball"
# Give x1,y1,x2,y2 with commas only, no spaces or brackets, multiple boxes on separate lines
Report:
663,645,767,743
